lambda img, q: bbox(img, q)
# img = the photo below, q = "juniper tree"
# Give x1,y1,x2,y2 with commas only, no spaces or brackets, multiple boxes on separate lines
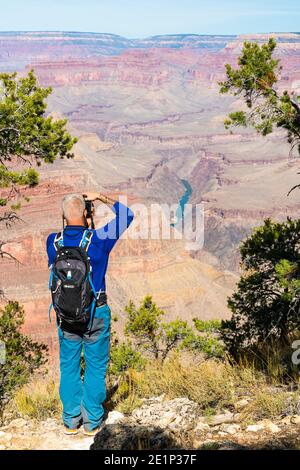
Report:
0,70,77,272
219,38,300,192
221,218,300,358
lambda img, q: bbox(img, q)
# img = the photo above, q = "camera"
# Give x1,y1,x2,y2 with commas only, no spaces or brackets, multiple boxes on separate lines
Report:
83,196,95,229
84,199,94,219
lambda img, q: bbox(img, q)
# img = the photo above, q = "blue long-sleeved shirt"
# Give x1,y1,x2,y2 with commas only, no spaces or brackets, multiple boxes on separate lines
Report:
46,201,134,293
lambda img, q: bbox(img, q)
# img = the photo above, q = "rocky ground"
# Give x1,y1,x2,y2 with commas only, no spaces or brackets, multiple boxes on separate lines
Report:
1,396,300,450
0,418,94,450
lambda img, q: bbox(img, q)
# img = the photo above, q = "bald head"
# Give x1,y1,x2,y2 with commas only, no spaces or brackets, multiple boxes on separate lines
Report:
62,194,85,224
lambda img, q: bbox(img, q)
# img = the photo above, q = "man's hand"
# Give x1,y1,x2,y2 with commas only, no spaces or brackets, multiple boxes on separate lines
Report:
83,192,116,207
82,192,100,202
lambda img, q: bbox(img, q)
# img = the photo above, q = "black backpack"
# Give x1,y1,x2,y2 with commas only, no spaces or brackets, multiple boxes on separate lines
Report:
48,229,97,327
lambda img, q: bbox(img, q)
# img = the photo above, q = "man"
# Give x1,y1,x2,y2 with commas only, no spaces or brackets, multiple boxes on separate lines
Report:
46,192,134,436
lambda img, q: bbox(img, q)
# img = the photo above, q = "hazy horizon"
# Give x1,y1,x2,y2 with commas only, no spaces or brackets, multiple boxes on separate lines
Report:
0,30,298,38
0,0,299,38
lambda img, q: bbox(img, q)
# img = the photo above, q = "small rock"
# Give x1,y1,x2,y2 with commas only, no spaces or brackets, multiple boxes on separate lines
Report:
220,423,241,435
105,411,125,425
290,415,300,425
193,422,210,436
192,439,203,449
218,431,227,437
263,421,280,434
210,425,220,433
206,412,234,426
0,431,13,445
8,418,27,429
246,423,265,433
235,399,249,411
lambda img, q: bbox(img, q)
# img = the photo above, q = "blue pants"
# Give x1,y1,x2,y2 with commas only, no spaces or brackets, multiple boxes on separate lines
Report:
58,304,111,431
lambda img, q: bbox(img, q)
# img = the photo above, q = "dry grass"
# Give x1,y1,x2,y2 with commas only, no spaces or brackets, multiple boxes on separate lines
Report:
13,376,61,420
138,355,236,410
109,353,299,421
240,389,299,421
248,390,288,419
235,340,300,384
108,354,263,415
10,353,300,425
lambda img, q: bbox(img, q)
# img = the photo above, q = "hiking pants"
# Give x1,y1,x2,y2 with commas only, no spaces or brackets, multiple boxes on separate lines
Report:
58,304,111,431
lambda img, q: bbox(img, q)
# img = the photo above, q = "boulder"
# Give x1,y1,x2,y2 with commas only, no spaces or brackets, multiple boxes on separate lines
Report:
281,416,292,425
219,423,241,435
91,423,180,450
105,411,125,425
246,423,265,433
131,397,200,430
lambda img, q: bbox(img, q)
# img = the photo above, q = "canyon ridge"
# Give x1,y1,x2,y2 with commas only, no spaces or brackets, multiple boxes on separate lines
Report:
1,32,300,358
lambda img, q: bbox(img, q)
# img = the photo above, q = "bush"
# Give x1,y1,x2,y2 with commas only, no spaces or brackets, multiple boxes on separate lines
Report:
125,296,192,362
182,318,224,358
0,301,48,422
124,296,224,362
193,319,222,332
221,218,300,364
239,388,299,422
109,340,146,376
0,165,39,188
21,168,39,187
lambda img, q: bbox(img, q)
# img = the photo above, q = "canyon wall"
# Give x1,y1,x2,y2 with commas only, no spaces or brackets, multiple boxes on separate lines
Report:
0,32,299,355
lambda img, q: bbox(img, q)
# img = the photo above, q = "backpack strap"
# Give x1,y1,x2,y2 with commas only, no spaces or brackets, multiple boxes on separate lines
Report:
53,232,64,251
79,229,93,252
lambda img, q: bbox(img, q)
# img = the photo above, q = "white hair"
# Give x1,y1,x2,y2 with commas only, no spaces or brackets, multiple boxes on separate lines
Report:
62,194,85,221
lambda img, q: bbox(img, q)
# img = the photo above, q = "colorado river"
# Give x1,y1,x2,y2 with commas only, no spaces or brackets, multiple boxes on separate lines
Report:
171,179,193,227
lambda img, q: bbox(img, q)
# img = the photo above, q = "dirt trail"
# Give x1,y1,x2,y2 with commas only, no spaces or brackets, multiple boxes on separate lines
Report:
0,418,94,450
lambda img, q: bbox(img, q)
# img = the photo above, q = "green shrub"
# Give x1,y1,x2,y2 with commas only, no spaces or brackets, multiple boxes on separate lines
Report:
0,301,48,422
0,166,39,188
109,340,146,376
125,296,192,362
221,218,300,368
193,319,222,333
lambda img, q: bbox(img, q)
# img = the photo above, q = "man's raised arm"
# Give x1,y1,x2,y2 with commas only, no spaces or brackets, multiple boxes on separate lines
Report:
83,192,134,251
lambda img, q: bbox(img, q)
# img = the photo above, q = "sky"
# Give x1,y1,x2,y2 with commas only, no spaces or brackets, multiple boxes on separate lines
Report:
0,0,299,38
